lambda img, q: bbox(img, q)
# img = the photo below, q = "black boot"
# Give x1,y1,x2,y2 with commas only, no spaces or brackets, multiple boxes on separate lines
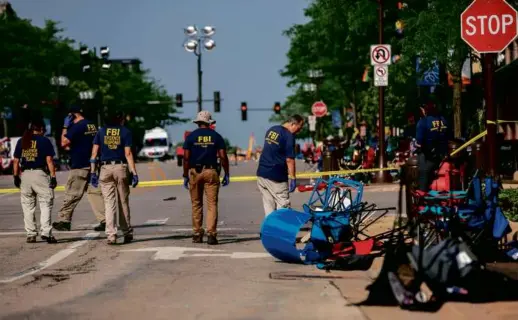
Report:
52,221,71,231
94,222,106,232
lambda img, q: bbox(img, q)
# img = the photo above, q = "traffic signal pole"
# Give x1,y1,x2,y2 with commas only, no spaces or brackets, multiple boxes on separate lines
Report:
483,53,497,176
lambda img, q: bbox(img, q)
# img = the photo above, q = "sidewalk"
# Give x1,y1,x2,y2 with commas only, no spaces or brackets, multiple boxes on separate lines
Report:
329,217,518,319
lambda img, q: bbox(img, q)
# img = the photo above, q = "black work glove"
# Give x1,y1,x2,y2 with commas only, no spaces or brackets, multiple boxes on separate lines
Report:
49,177,57,189
14,176,21,188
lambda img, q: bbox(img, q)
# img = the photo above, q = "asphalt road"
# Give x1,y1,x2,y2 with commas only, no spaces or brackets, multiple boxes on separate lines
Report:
0,160,398,320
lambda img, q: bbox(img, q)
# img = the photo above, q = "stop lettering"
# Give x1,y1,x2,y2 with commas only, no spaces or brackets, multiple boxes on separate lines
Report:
461,0,518,53
465,14,514,35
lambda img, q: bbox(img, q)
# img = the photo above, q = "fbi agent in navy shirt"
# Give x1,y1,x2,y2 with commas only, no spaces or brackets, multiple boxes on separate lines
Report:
416,102,450,191
12,118,58,243
256,114,304,216
90,111,139,245
53,105,106,231
183,111,230,245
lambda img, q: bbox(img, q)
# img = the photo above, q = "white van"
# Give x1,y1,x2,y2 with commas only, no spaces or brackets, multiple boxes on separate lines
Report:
137,127,174,161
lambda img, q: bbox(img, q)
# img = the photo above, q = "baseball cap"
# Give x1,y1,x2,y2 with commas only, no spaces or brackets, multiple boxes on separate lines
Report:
69,105,83,114
193,111,216,125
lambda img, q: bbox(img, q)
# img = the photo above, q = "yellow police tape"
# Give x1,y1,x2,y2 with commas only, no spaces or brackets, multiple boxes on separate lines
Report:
0,167,396,193
3,119,517,194
449,119,518,157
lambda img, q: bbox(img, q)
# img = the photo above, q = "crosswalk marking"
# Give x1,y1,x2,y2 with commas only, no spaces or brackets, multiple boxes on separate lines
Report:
0,232,99,283
121,246,270,261
143,218,169,226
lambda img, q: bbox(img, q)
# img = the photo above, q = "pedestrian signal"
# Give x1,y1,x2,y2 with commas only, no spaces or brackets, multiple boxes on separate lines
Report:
273,102,281,114
241,102,247,121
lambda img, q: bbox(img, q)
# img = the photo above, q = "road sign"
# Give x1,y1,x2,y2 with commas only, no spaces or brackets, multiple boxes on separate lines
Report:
461,0,518,53
370,44,392,65
373,64,389,87
307,115,316,132
311,101,327,118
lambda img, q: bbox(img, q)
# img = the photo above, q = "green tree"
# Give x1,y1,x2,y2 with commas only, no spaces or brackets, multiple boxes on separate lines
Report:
1,3,182,150
278,0,409,140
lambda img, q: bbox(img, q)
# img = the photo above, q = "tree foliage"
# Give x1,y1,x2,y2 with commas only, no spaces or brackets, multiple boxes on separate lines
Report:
0,3,181,150
279,0,518,140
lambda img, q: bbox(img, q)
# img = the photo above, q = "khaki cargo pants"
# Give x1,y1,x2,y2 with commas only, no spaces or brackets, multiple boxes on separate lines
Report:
99,164,132,240
57,168,105,223
189,168,220,236
20,170,54,237
256,176,290,216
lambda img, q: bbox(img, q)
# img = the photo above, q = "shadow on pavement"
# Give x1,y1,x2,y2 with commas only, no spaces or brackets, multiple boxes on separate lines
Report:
217,236,261,244
128,235,192,243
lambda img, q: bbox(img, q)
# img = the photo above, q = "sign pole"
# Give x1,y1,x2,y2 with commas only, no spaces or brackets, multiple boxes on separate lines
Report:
483,53,497,176
374,0,391,183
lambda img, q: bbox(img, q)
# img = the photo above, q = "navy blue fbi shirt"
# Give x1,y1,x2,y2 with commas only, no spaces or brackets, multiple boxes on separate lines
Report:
256,125,295,182
65,119,98,169
14,135,55,169
93,126,132,162
416,115,449,156
183,128,226,167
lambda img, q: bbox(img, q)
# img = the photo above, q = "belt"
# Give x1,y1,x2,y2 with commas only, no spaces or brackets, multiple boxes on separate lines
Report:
194,164,217,170
101,160,126,165
21,167,46,172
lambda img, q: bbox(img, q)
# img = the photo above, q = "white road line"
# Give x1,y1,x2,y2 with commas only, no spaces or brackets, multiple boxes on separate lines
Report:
0,232,100,284
143,218,169,226
170,227,245,232
230,252,271,259
0,231,83,236
77,223,99,229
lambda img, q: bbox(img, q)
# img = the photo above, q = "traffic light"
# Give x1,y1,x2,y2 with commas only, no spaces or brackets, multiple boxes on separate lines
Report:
79,45,91,72
241,102,247,121
175,94,183,107
273,101,281,114
100,46,110,70
214,91,221,112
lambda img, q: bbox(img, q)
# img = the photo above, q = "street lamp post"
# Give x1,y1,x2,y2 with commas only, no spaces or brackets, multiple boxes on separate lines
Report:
183,25,216,113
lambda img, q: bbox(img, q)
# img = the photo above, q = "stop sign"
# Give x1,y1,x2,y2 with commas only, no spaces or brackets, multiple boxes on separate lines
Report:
461,0,518,53
311,101,327,118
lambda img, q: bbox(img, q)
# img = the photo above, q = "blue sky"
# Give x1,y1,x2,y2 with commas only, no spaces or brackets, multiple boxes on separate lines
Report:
12,0,310,148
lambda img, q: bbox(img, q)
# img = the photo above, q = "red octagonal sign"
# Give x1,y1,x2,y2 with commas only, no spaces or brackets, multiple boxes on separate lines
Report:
461,0,518,53
311,101,327,118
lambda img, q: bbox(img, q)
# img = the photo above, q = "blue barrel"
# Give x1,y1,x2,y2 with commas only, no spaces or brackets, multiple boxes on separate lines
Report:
260,208,312,263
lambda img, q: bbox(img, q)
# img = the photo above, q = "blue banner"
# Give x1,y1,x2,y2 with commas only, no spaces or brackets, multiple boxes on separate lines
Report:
331,110,342,129
416,57,439,86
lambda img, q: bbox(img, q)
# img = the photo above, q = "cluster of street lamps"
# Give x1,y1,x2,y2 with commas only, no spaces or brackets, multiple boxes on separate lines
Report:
183,25,216,112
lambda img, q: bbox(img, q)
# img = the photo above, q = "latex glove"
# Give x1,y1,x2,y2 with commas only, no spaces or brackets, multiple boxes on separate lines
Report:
90,173,99,188
132,174,139,188
183,177,189,190
289,179,297,193
63,114,74,128
221,174,230,187
49,177,57,189
13,176,21,188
